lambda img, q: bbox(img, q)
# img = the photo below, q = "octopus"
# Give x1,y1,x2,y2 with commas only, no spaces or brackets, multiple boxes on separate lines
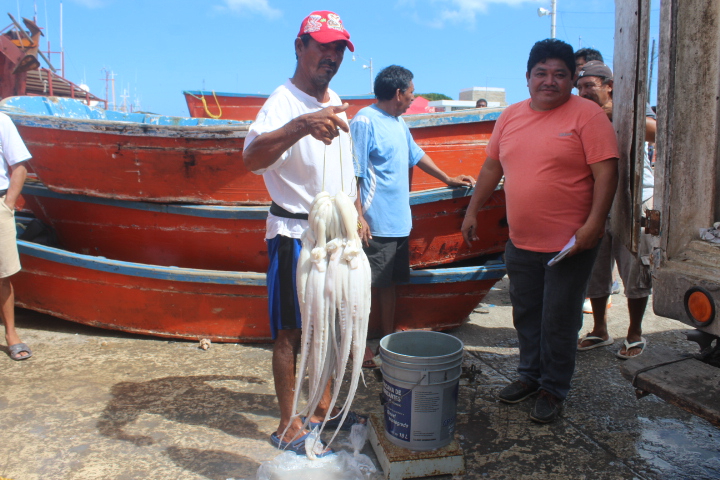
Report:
285,190,372,457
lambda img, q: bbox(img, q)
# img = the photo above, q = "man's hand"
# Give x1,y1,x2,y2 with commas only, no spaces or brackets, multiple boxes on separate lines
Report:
244,103,351,171
565,222,604,257
357,214,372,247
458,157,503,248
416,155,477,189
446,175,476,188
306,104,350,145
461,214,479,247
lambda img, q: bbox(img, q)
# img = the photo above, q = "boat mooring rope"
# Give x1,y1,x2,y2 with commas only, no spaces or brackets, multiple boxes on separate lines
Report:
187,91,222,119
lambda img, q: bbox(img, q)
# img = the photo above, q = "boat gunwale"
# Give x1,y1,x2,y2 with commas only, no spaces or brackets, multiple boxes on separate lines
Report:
408,184,503,205
183,90,270,100
23,183,503,216
0,96,251,133
17,239,506,286
183,90,376,101
403,107,504,129
182,90,504,128
22,184,270,219
4,112,252,136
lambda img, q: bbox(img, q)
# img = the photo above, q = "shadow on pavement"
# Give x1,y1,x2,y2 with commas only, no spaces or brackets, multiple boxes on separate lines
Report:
97,374,275,446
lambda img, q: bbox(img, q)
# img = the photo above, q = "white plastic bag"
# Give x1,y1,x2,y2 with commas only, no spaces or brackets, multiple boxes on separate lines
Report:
255,450,379,480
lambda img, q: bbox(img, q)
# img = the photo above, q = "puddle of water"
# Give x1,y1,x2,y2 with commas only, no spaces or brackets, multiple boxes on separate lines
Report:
636,416,720,478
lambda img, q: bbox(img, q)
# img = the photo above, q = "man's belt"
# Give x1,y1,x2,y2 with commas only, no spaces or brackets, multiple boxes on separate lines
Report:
0,190,7,197
269,201,309,220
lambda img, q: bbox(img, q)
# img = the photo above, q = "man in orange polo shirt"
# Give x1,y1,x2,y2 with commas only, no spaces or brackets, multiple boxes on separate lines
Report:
461,39,618,423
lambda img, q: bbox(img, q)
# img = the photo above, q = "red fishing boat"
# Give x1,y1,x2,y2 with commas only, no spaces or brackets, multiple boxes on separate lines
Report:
184,90,502,192
13,237,506,342
183,90,375,121
1,95,499,203
21,183,507,272
0,96,263,205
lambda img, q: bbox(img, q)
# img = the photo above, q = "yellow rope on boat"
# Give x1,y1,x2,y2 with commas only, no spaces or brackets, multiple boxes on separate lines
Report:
188,91,222,119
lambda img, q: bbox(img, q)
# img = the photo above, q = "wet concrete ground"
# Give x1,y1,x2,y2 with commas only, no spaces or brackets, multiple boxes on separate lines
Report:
1,277,719,480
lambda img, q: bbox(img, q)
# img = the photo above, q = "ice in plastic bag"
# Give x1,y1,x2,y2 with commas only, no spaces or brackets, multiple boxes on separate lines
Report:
255,450,379,480
349,423,368,455
305,427,325,460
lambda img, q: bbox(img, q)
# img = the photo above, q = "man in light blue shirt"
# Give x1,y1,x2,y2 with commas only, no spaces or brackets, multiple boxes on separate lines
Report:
351,65,475,338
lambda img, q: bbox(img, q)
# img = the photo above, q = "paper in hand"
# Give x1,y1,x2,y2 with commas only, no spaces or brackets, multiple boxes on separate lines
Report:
547,236,576,266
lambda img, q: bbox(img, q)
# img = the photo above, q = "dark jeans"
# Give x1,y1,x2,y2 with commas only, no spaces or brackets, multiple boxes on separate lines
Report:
505,239,600,400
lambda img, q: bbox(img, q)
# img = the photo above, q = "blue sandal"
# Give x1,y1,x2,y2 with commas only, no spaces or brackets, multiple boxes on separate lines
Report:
9,342,32,361
269,431,334,457
303,411,368,431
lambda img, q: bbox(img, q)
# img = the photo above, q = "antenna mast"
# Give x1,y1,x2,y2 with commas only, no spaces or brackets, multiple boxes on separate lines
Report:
60,0,64,78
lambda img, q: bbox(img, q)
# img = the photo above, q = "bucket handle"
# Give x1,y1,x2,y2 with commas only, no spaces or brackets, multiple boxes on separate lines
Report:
380,373,428,405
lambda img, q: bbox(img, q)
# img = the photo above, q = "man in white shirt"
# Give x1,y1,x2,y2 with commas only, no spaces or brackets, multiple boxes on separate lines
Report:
0,112,30,360
243,10,361,455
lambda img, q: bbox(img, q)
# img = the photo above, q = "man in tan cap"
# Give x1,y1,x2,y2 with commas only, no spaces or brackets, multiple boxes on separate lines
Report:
575,60,657,359
243,10,364,456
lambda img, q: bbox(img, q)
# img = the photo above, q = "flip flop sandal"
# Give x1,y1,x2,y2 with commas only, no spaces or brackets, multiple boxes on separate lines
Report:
269,431,334,457
577,335,614,351
616,337,647,359
303,410,368,431
9,342,33,361
362,346,377,368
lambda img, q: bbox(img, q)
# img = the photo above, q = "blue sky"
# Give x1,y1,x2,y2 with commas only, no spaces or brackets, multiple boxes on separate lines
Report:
7,0,660,117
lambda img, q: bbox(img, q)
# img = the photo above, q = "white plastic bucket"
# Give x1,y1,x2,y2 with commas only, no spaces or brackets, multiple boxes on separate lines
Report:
379,331,463,451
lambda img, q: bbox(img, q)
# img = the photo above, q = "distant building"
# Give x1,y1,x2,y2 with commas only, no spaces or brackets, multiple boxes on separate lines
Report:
459,87,506,106
426,100,478,112
427,86,506,112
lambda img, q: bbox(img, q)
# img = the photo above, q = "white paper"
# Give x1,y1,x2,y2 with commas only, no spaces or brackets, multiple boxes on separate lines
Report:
547,236,576,266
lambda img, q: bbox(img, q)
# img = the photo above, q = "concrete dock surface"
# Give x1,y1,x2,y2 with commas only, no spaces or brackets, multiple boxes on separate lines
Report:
1,276,719,480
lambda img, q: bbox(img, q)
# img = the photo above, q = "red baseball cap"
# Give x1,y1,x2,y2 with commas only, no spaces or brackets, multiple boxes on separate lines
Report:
297,11,354,52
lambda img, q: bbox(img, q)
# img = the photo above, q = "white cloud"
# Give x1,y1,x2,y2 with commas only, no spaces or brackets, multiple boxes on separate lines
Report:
416,0,543,26
215,0,281,19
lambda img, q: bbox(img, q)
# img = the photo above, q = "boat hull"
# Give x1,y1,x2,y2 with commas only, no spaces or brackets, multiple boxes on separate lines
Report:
184,91,269,122
403,109,501,191
185,92,503,193
11,114,267,204
3,96,502,204
21,184,507,271
13,240,506,342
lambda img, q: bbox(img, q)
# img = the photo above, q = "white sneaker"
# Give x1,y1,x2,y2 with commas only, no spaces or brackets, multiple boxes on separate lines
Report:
583,297,612,314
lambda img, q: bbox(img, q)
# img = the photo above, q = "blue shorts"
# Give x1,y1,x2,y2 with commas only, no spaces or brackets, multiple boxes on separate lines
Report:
266,235,302,339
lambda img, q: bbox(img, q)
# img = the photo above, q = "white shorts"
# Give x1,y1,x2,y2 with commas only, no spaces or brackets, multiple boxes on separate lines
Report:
0,197,20,278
